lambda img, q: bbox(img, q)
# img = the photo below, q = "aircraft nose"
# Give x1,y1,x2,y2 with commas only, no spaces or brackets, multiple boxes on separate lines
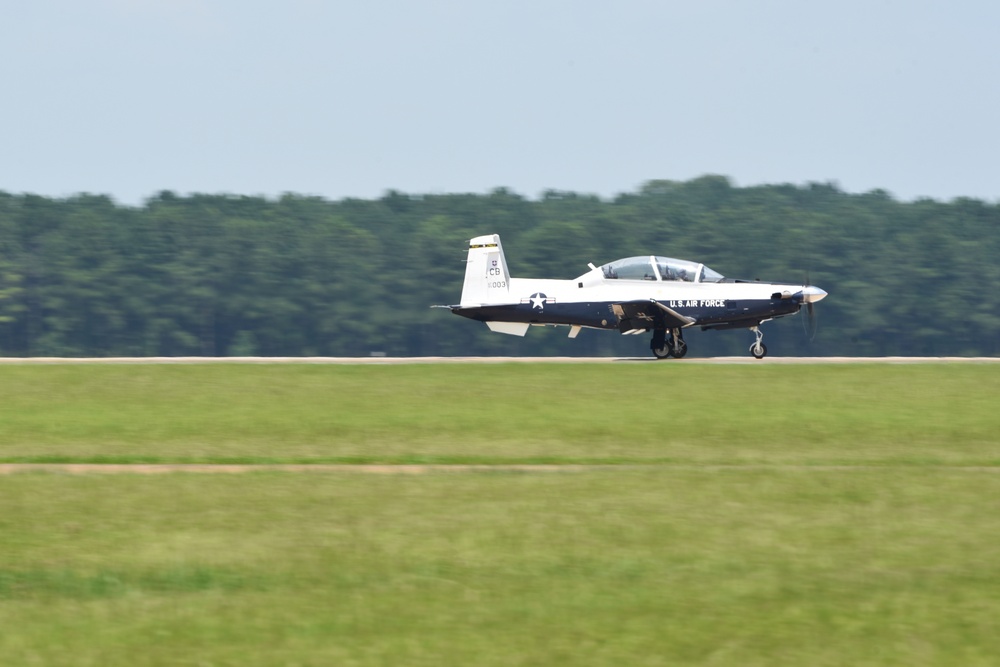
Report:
800,286,827,303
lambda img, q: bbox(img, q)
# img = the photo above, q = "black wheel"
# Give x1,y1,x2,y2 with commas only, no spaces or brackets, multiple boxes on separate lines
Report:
749,342,768,359
652,344,673,359
672,339,688,359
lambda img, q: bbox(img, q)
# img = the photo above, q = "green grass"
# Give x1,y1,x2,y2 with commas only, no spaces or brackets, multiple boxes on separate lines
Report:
1,363,999,464
2,363,1000,665
2,470,1000,666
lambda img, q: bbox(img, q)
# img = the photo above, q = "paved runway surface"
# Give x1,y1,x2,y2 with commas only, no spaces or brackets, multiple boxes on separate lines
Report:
2,356,998,364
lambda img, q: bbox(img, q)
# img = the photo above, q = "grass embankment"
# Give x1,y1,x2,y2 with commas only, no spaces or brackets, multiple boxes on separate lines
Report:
2,363,999,665
1,363,998,465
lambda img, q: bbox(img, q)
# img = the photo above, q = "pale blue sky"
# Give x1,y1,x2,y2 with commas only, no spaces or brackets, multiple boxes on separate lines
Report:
2,0,997,204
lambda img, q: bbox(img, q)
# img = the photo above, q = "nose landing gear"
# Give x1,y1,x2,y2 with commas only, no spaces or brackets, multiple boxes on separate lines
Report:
749,326,767,359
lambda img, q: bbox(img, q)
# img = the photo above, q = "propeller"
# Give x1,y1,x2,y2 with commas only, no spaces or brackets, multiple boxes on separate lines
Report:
802,300,818,341
800,272,818,341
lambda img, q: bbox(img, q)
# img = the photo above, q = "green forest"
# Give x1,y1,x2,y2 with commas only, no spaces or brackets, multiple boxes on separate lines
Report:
0,176,997,357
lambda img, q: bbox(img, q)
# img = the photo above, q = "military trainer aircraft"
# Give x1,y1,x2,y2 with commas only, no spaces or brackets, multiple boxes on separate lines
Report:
442,233,827,359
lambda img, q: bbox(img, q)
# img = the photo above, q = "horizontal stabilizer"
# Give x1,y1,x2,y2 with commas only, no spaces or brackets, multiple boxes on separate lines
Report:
486,321,530,336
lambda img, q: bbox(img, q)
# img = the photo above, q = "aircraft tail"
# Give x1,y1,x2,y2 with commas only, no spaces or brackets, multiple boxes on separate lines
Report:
460,234,512,306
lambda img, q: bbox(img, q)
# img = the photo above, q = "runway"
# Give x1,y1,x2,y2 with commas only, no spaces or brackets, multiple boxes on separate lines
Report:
1,356,998,364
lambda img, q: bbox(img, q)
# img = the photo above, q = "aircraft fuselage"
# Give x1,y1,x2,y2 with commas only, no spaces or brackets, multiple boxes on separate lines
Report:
453,277,809,332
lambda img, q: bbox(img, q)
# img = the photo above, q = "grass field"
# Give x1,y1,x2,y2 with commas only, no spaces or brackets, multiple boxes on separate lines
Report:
1,363,999,465
2,363,999,665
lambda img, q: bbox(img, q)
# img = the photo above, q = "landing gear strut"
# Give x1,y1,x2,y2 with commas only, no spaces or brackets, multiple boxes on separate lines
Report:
749,326,767,359
652,328,687,359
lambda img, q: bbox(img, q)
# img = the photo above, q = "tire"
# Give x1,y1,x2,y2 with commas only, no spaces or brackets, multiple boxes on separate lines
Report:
750,342,768,359
672,339,688,359
653,345,673,359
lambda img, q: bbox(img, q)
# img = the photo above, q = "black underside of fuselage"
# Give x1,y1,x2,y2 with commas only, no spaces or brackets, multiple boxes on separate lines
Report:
452,298,801,332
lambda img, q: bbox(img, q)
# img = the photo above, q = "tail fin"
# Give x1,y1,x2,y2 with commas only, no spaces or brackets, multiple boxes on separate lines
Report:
460,234,512,306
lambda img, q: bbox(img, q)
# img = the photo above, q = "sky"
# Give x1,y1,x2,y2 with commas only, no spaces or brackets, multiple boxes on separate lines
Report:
1,0,998,205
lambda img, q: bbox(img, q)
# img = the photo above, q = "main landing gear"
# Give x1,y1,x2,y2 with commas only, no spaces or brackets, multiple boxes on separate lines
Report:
651,328,687,359
749,326,767,359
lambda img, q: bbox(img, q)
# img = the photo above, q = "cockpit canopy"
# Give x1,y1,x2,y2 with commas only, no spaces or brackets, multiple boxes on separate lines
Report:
599,256,725,283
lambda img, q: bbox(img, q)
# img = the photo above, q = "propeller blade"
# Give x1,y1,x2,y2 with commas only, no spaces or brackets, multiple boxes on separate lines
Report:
800,271,819,341
801,301,818,341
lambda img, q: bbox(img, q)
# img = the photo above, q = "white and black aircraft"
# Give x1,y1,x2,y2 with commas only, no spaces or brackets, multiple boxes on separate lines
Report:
443,233,827,359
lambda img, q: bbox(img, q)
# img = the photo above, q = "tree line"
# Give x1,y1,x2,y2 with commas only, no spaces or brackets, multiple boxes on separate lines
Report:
0,176,997,357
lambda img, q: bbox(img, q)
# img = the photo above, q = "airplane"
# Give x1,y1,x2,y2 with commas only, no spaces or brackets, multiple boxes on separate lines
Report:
441,233,827,359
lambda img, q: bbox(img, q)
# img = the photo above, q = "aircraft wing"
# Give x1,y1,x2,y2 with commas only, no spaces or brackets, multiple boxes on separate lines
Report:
611,299,696,333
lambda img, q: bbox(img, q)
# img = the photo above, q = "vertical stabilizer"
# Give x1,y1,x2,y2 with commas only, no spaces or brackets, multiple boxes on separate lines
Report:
460,234,512,306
